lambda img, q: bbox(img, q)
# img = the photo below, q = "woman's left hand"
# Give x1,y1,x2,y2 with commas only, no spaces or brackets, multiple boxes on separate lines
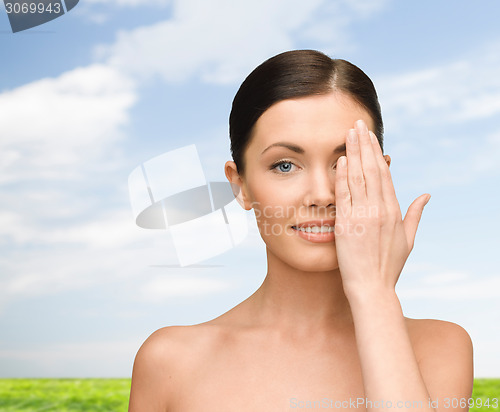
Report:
334,119,430,298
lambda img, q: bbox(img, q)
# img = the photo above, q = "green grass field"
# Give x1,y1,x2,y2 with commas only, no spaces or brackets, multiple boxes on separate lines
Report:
0,379,130,411
0,378,498,411
471,380,500,412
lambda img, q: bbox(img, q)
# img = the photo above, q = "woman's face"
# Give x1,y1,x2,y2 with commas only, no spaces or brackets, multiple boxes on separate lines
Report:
226,92,385,272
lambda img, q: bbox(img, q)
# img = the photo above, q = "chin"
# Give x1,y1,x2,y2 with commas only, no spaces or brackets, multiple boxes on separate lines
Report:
267,243,340,273
293,259,339,273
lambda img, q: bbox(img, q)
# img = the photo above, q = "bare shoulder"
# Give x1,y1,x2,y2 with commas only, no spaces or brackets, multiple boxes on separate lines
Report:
128,323,223,412
405,318,474,401
405,318,473,361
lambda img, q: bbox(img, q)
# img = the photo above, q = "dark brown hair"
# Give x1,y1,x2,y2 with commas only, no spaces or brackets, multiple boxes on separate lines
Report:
229,49,384,174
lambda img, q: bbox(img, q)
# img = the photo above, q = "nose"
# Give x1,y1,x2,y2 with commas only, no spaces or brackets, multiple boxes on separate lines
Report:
303,167,336,208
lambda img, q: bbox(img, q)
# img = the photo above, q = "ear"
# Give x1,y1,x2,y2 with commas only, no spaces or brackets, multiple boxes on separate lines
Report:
224,161,253,210
383,154,391,168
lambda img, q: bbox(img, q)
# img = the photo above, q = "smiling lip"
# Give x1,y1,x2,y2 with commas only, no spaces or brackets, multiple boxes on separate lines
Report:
291,220,336,243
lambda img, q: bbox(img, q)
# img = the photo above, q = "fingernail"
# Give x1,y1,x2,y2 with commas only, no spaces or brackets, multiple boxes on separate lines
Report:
348,129,358,144
356,119,367,132
369,131,376,143
339,156,347,167
425,194,431,205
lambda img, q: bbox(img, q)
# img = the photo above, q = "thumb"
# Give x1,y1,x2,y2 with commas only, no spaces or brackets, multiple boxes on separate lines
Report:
403,193,431,251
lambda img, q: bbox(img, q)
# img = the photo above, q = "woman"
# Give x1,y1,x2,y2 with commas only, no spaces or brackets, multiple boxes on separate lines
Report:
129,50,473,411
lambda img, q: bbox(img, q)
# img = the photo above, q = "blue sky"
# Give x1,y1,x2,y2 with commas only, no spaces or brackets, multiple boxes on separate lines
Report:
1,0,499,378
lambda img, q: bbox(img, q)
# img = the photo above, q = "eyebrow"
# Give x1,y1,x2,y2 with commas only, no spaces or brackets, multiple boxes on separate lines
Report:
261,141,346,155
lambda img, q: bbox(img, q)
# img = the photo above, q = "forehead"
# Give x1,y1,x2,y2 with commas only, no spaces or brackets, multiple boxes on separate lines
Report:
251,92,374,146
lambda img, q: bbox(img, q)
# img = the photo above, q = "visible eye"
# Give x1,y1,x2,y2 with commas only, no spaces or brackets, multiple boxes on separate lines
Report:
271,160,296,174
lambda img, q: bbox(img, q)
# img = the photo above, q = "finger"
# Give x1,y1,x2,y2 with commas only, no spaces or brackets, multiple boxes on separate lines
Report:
403,194,431,251
369,131,400,212
335,155,352,221
355,120,382,202
345,128,366,204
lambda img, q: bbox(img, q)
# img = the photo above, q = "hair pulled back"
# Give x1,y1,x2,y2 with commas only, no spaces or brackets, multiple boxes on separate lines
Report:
229,49,384,175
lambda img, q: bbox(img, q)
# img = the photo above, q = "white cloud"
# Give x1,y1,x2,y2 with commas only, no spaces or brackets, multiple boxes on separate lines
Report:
0,62,150,311
374,42,500,189
377,43,500,129
0,340,140,377
96,0,388,85
342,0,390,16
470,129,500,174
0,64,136,184
473,340,500,378
73,0,172,25
398,273,500,300
0,209,143,248
0,228,179,308
139,274,233,302
400,125,500,189
0,202,249,305
420,271,469,286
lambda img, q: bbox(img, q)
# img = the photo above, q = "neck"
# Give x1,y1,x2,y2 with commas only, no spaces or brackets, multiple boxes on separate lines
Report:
245,248,353,336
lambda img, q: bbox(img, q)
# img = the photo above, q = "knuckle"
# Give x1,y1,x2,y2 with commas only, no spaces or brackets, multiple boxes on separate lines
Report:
383,211,400,226
347,144,359,154
377,210,390,222
360,136,371,146
364,165,378,175
371,206,386,221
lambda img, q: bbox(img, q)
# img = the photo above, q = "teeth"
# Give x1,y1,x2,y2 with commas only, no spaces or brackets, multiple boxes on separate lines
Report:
294,225,334,233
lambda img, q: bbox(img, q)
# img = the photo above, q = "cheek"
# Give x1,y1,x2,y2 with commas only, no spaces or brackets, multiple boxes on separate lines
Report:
249,182,301,223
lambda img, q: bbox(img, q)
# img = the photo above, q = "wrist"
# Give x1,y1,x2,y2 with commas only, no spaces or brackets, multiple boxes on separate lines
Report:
343,281,399,308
